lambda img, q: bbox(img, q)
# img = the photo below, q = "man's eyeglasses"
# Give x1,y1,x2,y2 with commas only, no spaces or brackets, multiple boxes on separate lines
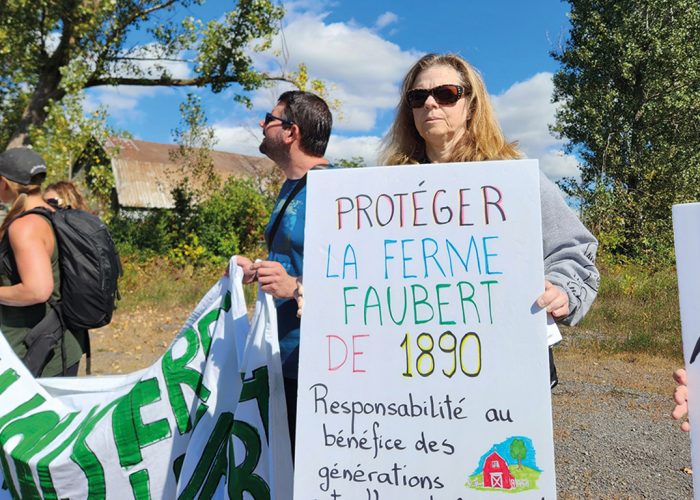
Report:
406,84,465,108
264,112,294,127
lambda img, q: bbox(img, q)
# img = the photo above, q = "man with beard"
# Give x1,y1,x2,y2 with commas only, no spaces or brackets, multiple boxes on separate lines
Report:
237,91,332,451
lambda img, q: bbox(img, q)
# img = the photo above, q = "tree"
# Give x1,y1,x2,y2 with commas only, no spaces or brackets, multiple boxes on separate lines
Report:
0,0,285,149
509,438,527,469
551,0,700,263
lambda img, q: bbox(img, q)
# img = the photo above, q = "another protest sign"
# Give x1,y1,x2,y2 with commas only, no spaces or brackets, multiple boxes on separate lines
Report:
0,259,292,500
673,202,700,498
295,160,556,499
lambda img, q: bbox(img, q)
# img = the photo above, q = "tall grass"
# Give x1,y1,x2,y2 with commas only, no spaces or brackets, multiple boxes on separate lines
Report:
566,261,682,360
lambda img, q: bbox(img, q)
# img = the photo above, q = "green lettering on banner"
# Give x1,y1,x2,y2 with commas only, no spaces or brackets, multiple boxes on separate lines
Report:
68,399,123,499
0,393,45,431
197,292,231,355
162,328,211,434
113,377,171,468
229,420,269,500
173,454,185,482
177,411,233,499
36,407,100,500
239,367,270,440
129,469,152,500
0,368,19,396
0,453,18,499
0,410,78,498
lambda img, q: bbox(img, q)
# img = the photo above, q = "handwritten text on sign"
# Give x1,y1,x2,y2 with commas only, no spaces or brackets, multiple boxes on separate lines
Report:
296,161,556,499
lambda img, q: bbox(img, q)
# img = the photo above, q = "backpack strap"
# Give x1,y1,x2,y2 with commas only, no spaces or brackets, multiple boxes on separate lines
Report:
265,174,307,251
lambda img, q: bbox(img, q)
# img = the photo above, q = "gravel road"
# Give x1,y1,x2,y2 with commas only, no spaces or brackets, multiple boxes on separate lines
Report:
552,348,692,499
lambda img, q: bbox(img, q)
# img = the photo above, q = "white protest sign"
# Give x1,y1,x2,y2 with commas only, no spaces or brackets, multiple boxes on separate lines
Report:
673,202,700,498
0,259,292,500
296,160,556,499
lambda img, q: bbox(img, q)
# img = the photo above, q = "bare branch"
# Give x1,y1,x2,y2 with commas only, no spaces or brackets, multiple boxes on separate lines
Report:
84,73,295,88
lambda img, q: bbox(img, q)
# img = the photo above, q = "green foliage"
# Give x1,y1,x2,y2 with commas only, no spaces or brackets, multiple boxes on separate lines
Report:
196,177,272,260
0,0,285,148
110,176,272,267
552,0,700,263
169,93,221,200
335,157,366,169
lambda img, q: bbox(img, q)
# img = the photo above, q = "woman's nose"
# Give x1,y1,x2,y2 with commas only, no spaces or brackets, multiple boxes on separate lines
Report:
424,95,439,109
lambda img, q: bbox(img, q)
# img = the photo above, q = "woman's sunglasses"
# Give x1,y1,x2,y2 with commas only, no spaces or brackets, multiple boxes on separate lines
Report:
264,112,294,127
406,84,465,108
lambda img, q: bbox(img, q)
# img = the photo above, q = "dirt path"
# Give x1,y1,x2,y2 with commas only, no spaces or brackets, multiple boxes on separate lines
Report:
87,311,693,499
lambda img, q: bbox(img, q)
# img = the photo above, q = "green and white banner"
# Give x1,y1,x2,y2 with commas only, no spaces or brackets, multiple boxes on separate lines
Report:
0,258,293,499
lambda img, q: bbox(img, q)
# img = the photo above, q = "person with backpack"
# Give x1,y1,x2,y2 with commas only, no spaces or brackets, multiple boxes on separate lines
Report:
0,148,86,377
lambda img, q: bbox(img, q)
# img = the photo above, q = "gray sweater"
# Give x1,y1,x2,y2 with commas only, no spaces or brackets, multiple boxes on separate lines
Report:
539,171,600,325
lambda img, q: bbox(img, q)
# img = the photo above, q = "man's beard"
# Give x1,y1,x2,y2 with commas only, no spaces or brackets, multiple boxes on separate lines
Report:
259,134,284,161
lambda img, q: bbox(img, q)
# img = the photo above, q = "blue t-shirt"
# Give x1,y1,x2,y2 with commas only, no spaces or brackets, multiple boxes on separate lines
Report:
265,177,307,379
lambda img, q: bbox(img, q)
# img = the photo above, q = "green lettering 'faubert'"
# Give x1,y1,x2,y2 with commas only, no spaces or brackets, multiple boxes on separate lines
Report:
163,293,231,435
113,377,171,468
162,328,211,434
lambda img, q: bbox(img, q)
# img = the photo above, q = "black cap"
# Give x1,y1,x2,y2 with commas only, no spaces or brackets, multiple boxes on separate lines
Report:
0,148,47,185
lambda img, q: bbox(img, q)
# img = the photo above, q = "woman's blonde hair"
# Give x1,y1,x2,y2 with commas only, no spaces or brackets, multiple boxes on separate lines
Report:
380,53,521,165
0,177,43,239
44,180,88,211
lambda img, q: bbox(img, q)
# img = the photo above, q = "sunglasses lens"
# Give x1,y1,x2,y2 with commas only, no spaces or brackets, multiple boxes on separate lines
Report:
407,89,429,108
433,85,460,104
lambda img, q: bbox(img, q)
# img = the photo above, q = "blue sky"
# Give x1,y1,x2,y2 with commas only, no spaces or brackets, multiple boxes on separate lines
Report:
84,0,577,178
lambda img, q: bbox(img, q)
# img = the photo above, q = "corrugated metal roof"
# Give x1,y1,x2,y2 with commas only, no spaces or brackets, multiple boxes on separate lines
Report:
106,138,276,209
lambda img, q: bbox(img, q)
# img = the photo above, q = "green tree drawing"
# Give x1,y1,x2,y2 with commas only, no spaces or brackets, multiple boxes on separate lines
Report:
510,438,527,469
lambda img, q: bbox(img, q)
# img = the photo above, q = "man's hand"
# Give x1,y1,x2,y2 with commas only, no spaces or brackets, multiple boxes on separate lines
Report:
253,260,297,299
673,368,691,432
536,280,570,320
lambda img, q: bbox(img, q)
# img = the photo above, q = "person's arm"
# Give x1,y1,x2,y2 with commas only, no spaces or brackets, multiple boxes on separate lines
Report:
0,215,54,306
539,172,600,325
673,368,691,432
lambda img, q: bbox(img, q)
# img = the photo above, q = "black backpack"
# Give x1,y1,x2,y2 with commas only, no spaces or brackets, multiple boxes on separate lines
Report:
22,206,122,331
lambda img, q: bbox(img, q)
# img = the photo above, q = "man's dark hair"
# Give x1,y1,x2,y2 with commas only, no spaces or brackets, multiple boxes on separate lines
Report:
278,91,332,157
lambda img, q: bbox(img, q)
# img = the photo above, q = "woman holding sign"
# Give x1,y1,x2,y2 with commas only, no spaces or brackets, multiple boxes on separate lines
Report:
380,53,599,382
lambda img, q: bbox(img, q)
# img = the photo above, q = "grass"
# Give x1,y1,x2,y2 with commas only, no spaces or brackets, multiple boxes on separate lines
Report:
118,256,259,313
565,260,682,360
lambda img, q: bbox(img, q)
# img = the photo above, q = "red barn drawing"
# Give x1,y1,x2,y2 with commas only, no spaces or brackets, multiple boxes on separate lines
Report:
482,451,515,489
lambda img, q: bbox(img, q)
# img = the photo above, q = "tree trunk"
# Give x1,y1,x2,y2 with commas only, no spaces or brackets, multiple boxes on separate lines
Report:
6,68,66,149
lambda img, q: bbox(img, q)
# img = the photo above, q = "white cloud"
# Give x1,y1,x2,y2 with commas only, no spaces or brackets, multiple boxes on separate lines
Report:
375,12,398,30
326,135,382,166
212,124,263,157
492,72,580,179
249,11,421,131
212,120,383,167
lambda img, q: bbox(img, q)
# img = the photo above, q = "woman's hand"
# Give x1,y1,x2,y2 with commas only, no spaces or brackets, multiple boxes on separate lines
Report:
253,261,297,299
537,280,570,320
673,368,691,432
232,255,258,284
294,277,304,318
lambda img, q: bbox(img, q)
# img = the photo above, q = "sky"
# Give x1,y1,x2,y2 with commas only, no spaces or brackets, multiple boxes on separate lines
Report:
84,0,577,179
